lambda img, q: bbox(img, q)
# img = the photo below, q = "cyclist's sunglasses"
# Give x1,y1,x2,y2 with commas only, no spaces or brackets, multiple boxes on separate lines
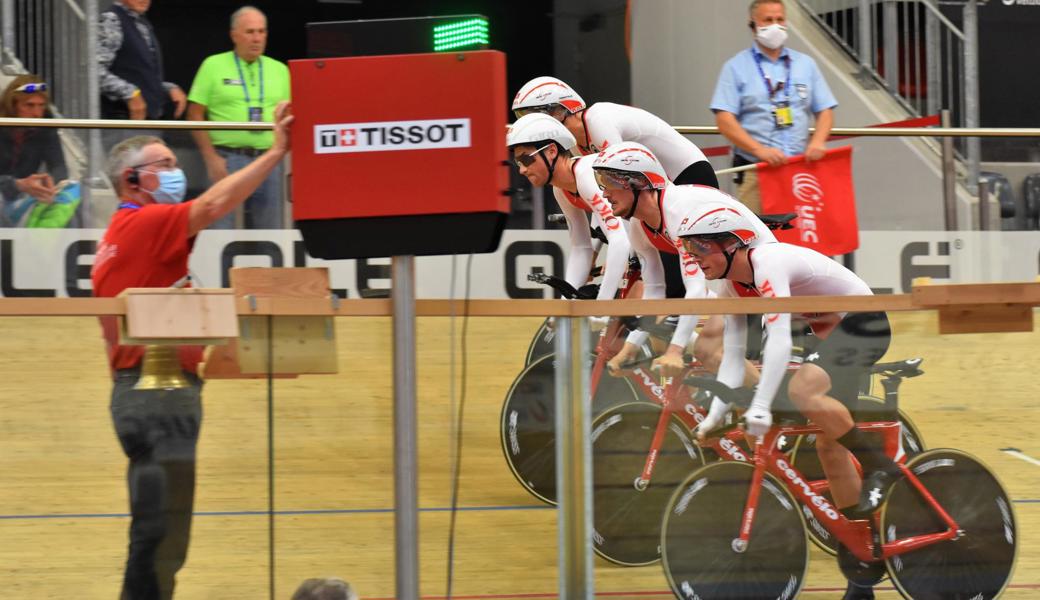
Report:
679,236,717,259
14,82,47,94
514,143,552,168
593,168,646,191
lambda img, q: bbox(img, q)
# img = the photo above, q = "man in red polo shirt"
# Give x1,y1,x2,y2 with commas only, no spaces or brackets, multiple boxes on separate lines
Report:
92,101,292,600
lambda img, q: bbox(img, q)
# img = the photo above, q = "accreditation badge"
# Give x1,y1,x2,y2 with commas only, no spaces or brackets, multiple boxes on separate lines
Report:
772,101,794,129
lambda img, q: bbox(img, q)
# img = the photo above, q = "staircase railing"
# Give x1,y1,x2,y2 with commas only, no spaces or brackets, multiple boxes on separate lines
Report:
795,0,981,189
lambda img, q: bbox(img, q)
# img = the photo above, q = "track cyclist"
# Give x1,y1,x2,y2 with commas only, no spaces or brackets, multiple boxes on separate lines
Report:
679,203,902,600
591,143,777,381
512,76,719,189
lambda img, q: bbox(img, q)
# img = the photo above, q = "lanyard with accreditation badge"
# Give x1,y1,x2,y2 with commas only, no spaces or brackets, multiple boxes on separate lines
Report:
753,49,794,130
234,54,264,128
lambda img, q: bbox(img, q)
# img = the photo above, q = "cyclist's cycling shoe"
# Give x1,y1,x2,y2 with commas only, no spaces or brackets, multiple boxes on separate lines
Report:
842,581,875,600
856,467,903,514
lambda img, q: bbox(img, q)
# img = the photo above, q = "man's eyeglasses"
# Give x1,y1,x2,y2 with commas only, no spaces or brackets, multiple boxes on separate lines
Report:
131,157,176,171
14,82,47,94
514,143,552,168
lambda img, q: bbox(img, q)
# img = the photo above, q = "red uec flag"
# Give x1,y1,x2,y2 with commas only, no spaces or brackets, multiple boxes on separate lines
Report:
757,146,858,255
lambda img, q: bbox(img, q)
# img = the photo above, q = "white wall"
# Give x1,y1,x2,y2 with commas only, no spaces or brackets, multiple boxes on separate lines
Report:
629,0,970,230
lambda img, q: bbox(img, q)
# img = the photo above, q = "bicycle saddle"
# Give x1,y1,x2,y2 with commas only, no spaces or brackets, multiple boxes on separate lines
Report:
871,358,924,378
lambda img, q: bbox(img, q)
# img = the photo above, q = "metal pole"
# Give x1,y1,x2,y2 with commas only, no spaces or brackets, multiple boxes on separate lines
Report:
924,3,941,117
941,109,957,231
555,316,593,600
392,254,419,600
2,0,14,62
85,0,102,225
963,0,981,195
883,0,899,93
978,178,990,231
531,185,545,230
857,0,874,82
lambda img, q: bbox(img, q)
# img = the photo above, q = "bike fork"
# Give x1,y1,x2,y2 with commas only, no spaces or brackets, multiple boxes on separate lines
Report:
733,436,767,553
635,383,679,491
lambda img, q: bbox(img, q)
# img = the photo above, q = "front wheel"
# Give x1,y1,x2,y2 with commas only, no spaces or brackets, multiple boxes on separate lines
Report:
882,449,1017,600
500,354,639,504
591,402,704,566
661,462,809,600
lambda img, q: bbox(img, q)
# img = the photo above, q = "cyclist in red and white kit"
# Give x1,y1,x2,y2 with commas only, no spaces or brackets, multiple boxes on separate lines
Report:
678,204,898,600
507,112,661,305
512,76,719,189
590,143,777,379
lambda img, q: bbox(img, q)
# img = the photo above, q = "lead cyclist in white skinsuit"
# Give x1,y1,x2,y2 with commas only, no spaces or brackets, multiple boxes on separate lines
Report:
507,111,670,351
678,203,900,600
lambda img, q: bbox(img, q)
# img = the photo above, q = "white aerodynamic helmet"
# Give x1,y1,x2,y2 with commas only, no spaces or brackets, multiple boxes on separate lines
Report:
506,112,577,151
590,142,668,190
511,76,586,118
676,202,759,249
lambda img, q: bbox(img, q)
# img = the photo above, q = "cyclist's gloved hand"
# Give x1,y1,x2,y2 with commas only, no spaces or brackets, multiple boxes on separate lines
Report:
588,316,609,332
695,397,732,441
743,404,773,438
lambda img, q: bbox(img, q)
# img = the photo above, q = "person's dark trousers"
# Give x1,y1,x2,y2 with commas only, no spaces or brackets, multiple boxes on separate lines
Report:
111,368,202,600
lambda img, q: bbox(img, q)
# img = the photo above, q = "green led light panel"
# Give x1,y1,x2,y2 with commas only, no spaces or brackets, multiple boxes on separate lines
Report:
433,17,489,52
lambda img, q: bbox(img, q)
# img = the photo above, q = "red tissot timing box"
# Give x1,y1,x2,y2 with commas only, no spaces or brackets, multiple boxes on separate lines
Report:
289,50,510,259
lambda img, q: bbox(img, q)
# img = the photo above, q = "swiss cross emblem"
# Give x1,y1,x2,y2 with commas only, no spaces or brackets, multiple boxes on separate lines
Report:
340,128,357,146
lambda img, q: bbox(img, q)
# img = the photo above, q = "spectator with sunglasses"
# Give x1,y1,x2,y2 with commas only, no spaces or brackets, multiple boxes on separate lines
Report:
0,75,68,224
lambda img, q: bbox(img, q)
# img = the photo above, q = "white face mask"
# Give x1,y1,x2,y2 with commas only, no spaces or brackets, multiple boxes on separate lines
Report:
755,24,788,50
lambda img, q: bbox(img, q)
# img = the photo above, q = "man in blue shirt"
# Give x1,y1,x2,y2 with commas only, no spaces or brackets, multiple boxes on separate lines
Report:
710,0,837,213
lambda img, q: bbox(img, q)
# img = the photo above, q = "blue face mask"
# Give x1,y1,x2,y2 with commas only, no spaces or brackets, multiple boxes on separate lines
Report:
142,168,187,204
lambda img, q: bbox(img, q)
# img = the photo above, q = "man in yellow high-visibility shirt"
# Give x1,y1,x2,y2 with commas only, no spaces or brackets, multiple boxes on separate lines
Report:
187,5,290,229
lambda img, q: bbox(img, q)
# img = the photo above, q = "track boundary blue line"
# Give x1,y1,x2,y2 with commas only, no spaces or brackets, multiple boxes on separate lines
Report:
2,499,1037,521
0,504,556,521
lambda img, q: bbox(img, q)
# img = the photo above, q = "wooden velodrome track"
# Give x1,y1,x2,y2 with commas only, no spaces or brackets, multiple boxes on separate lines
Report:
0,310,1036,599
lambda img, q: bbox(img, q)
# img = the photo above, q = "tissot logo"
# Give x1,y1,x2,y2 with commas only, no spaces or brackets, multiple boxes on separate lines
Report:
314,118,471,154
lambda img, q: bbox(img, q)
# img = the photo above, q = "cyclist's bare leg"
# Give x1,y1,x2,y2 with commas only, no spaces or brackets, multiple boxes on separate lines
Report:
814,437,861,508
693,315,760,387
787,363,860,508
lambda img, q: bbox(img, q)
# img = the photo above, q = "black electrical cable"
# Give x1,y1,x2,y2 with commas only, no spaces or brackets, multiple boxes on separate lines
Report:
444,254,473,600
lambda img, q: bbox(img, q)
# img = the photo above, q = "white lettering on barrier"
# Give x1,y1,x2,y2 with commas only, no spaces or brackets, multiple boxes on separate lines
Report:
313,118,471,154
3,230,1040,298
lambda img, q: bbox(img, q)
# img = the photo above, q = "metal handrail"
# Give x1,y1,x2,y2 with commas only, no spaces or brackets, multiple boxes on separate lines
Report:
0,117,269,131
919,0,966,42
3,117,1039,138
674,125,1040,138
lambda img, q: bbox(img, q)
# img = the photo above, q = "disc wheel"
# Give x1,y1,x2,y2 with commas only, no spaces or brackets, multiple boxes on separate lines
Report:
789,398,926,555
661,462,808,600
500,354,639,504
523,317,603,366
882,449,1017,600
591,402,704,565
